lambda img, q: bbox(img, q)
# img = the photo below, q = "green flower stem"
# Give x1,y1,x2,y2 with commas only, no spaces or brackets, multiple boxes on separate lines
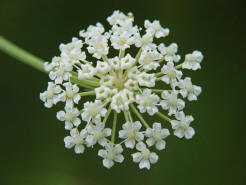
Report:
102,55,108,62
158,59,164,63
111,111,117,143
123,110,130,122
0,35,98,89
130,104,150,128
70,76,96,89
135,48,142,63
103,106,112,124
156,72,163,77
79,91,95,96
156,112,172,123
127,110,133,123
156,77,162,81
119,49,125,59
175,63,183,69
0,35,45,72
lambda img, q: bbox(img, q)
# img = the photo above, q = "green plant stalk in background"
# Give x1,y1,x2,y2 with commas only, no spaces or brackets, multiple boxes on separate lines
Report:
0,35,98,89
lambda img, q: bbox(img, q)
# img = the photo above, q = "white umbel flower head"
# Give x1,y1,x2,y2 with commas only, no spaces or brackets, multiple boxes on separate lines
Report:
40,10,204,170
145,122,170,150
171,111,195,139
119,121,144,149
132,142,159,170
98,143,124,169
64,128,88,154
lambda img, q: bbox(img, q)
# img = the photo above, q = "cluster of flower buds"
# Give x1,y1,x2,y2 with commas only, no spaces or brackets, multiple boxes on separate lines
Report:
40,10,203,170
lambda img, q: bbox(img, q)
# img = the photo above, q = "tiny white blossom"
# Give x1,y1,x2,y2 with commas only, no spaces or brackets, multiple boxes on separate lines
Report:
182,51,204,70
40,82,62,108
82,100,107,123
86,122,111,147
145,122,170,150
111,89,133,113
95,86,112,100
137,72,156,87
178,77,202,101
160,90,185,115
132,142,159,170
98,143,124,168
139,49,162,70
158,43,181,63
124,79,138,90
57,105,81,130
119,121,144,148
107,10,134,26
136,89,160,116
171,111,195,139
59,82,81,107
64,128,88,154
96,61,111,74
120,54,135,69
78,63,97,79
144,20,169,38
161,62,182,88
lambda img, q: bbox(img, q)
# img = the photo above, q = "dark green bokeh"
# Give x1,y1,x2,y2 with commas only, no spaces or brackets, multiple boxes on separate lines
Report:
0,0,245,185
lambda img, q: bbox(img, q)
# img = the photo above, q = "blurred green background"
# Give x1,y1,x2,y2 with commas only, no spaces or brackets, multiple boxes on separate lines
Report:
0,0,245,185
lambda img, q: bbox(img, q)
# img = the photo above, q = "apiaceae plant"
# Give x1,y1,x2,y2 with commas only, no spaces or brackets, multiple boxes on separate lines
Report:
39,10,204,170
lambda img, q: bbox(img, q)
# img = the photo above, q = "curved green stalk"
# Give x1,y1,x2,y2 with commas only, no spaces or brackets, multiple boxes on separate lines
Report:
0,35,45,72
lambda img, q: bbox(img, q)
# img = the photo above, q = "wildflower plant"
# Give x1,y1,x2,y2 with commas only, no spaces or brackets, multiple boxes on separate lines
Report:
39,10,204,170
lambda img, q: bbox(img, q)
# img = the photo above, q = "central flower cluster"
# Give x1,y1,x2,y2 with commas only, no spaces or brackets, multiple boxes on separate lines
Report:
40,10,204,170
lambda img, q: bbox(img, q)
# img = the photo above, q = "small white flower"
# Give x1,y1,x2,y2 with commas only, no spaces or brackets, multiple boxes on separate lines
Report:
160,90,185,115
98,143,124,169
48,63,71,84
64,128,88,154
87,35,109,59
57,105,81,130
136,89,160,116
86,122,111,147
145,122,170,150
139,50,162,70
124,79,138,90
144,20,169,38
108,56,121,70
135,32,154,49
120,54,135,69
161,62,182,88
127,66,140,79
107,10,134,26
119,121,144,148
59,82,81,107
137,72,156,87
182,51,203,70
111,30,135,50
78,63,97,79
178,77,202,101
171,111,195,139
44,56,60,72
95,86,112,100
82,100,107,123
111,89,133,113
132,142,158,170
40,82,62,108
96,61,111,74
100,75,114,87
158,43,181,63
